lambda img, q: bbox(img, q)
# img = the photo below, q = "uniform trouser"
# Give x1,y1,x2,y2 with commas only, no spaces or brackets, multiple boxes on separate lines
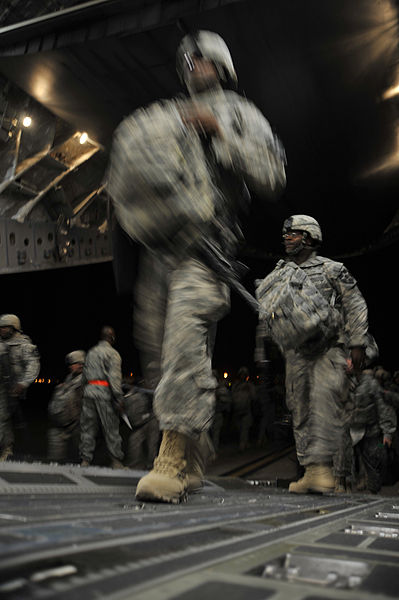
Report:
232,412,253,449
79,397,124,462
354,435,384,492
134,253,230,439
48,423,79,462
0,393,14,451
210,413,224,452
333,424,353,477
126,419,160,468
285,345,348,467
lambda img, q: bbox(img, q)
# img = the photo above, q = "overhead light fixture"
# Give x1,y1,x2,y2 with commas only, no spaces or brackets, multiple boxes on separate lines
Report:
382,84,399,100
22,116,32,127
79,131,88,144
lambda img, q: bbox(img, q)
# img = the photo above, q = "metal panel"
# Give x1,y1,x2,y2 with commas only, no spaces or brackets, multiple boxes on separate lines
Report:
0,217,112,273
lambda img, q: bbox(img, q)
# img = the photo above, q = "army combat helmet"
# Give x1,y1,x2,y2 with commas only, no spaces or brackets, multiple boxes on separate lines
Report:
65,350,86,366
0,314,21,332
176,30,238,90
283,215,322,243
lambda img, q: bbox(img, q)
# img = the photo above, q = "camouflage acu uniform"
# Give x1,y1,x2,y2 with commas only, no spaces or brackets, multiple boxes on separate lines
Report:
0,333,40,452
79,341,124,464
210,378,231,453
0,343,11,453
231,379,256,450
111,88,286,440
48,372,83,462
350,370,396,492
263,251,369,467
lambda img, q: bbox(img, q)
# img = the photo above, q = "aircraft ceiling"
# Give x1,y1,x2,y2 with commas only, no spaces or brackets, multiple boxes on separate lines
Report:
0,0,398,260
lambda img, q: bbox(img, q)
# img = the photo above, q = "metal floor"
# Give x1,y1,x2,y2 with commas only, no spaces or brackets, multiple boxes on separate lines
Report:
0,460,398,599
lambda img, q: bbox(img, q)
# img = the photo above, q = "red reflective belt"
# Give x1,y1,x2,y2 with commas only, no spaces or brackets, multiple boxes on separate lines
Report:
88,380,109,386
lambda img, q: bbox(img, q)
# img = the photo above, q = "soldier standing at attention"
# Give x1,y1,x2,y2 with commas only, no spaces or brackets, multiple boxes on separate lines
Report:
256,215,369,494
108,30,286,503
48,350,86,463
79,326,125,469
0,314,40,461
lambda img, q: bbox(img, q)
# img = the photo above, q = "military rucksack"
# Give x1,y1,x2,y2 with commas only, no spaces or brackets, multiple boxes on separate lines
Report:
255,260,340,353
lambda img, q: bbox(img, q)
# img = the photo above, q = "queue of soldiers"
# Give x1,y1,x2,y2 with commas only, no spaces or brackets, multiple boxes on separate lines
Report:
0,304,397,498
0,303,398,494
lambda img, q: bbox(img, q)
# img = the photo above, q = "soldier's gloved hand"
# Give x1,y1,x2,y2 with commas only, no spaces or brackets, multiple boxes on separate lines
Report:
383,436,392,448
10,383,26,397
180,106,223,138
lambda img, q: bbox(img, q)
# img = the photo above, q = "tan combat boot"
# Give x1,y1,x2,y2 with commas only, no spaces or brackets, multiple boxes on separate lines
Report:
110,459,126,470
135,430,188,504
0,446,13,462
334,476,347,493
185,432,215,493
289,464,335,494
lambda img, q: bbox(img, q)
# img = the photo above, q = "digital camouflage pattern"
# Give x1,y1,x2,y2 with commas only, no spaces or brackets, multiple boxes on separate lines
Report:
117,83,286,440
124,387,159,469
3,332,40,391
0,342,11,451
47,371,83,462
349,370,397,492
350,371,396,440
231,378,256,451
107,89,286,257
256,260,341,353
210,380,231,452
79,340,124,463
153,258,230,438
0,332,40,453
258,251,369,467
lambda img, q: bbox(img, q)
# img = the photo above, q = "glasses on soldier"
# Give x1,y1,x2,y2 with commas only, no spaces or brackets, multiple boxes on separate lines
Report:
282,230,303,239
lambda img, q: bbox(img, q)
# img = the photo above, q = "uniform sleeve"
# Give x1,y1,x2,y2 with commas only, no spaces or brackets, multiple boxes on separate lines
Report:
19,343,40,388
104,349,124,400
333,265,369,348
376,390,397,440
212,98,286,198
384,388,399,411
254,320,268,364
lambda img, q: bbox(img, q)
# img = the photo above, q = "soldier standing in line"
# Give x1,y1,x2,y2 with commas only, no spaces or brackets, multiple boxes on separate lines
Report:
0,314,40,461
349,367,396,492
47,350,86,463
123,379,160,470
108,30,286,503
210,370,231,455
256,215,369,494
79,326,125,469
231,366,256,451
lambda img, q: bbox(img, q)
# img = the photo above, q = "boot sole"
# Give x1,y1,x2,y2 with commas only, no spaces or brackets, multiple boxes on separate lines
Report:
289,485,334,494
135,489,188,504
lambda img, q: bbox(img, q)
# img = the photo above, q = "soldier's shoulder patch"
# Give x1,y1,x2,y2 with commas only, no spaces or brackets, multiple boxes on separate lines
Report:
338,267,356,285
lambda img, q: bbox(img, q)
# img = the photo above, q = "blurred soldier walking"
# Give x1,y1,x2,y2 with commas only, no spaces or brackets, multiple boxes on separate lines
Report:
108,30,286,502
79,326,125,469
0,314,40,461
256,215,369,493
47,350,85,463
